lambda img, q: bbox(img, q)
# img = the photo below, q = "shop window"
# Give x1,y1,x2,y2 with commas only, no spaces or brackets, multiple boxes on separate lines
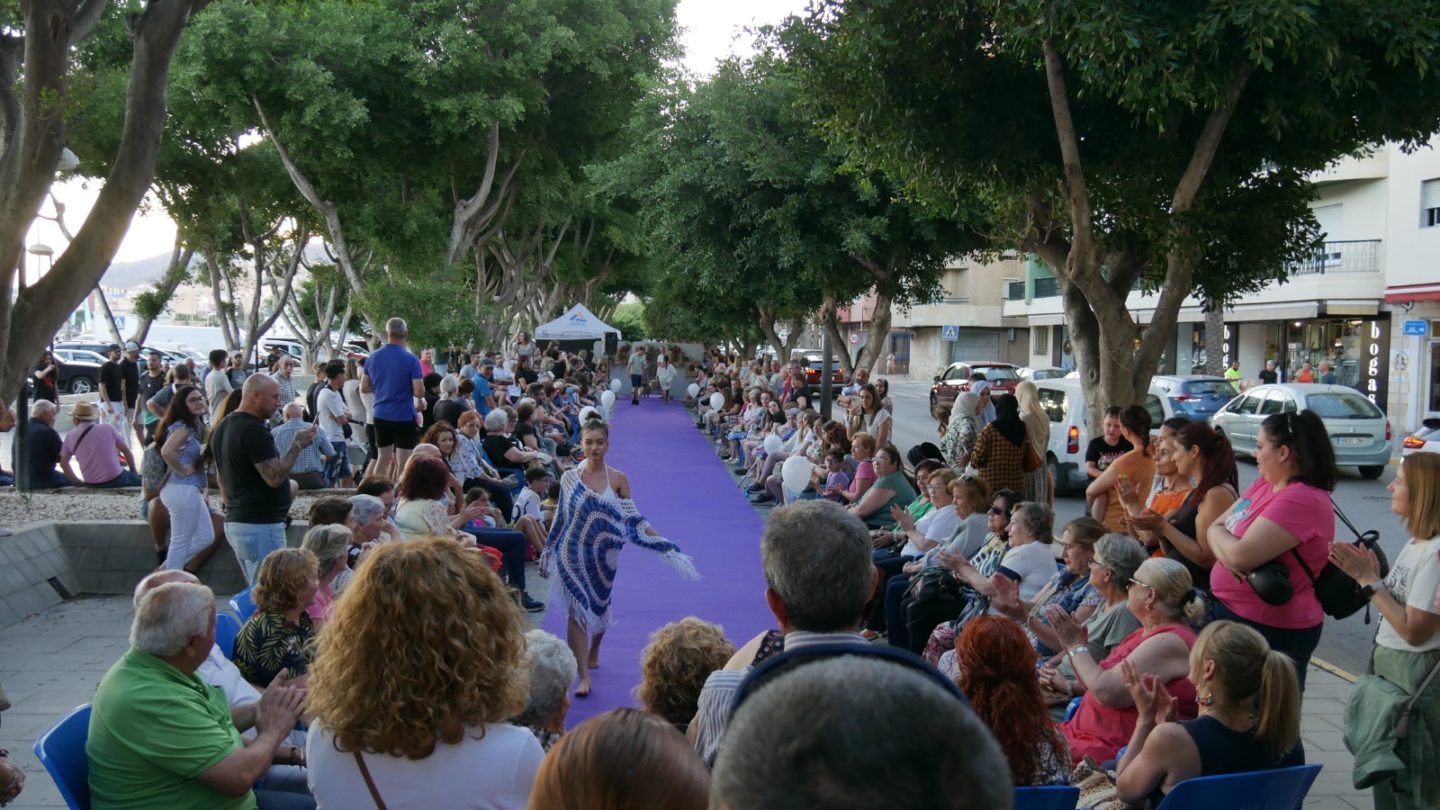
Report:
1031,326,1049,356
1037,388,1068,422
1424,178,1440,228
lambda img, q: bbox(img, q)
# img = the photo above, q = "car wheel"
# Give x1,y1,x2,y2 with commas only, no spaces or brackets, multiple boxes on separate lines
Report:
69,376,95,395
1047,454,1067,497
1358,465,1385,480
929,394,937,417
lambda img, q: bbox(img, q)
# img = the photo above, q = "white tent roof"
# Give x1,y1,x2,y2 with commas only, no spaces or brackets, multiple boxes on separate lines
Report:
533,303,622,341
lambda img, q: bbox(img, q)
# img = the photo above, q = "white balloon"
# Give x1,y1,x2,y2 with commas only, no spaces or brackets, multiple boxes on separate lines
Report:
609,378,622,393
763,434,783,454
601,390,616,408
709,392,725,411
579,406,600,424
687,382,700,398
780,455,813,495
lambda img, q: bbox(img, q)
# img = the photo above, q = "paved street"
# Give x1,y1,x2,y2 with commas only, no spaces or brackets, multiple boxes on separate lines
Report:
874,378,1399,678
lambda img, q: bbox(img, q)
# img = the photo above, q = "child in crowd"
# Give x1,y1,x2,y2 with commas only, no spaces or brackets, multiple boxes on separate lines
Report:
463,487,500,530
821,449,851,503
510,468,553,561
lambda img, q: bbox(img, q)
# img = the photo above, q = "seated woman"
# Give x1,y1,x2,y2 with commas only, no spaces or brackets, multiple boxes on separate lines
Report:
829,431,877,506
955,617,1072,786
1116,418,1191,550
638,618,736,734
1054,557,1205,764
1087,404,1156,533
431,415,515,519
757,411,823,505
965,516,1106,677
871,461,946,557
1037,533,1147,716
919,501,1061,659
300,524,351,632
1126,422,1237,590
305,538,544,808
234,548,319,688
1115,621,1302,805
481,408,545,472
529,709,710,810
847,384,892,450
846,443,917,526
511,630,578,752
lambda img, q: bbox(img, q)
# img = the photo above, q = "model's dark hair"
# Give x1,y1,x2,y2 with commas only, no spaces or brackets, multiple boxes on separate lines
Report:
1120,404,1152,453
1175,422,1239,506
1260,410,1337,492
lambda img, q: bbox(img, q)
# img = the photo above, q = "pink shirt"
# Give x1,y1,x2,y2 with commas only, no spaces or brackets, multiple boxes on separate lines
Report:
1210,478,1334,629
305,580,334,622
60,422,125,484
848,460,876,497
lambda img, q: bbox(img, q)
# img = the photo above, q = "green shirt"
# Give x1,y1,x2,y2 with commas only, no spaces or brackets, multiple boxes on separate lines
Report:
872,471,919,513
87,648,255,810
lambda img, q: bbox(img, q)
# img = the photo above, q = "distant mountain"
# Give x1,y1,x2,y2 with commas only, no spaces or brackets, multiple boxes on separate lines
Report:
102,253,183,290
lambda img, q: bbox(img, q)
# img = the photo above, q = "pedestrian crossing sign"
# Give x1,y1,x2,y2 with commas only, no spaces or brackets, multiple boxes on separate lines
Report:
942,325,959,342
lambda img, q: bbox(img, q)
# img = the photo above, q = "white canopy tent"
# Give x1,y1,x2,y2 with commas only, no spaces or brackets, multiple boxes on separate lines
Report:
533,303,622,342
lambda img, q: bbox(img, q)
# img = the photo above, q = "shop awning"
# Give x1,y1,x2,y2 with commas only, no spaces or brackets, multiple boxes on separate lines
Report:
1225,302,1319,322
1323,300,1380,316
1384,283,1440,304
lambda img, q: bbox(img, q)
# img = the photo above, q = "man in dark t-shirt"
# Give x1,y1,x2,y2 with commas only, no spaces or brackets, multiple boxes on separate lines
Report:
121,342,143,443
1084,406,1133,479
137,351,169,445
211,374,316,584
99,344,126,432
1258,360,1278,385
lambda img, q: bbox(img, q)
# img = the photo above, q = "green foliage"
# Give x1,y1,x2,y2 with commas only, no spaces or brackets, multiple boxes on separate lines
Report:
353,264,485,351
609,302,646,341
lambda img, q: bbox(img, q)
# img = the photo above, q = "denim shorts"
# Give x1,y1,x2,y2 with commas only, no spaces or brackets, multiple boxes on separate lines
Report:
226,521,288,585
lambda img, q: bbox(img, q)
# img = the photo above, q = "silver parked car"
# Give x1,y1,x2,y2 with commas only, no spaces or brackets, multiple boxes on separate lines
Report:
1150,375,1239,420
1209,383,1390,479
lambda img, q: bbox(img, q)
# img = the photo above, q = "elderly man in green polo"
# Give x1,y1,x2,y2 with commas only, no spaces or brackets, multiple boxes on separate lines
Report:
86,581,313,809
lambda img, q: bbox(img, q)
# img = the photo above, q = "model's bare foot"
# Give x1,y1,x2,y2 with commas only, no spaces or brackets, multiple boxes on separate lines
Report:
575,677,592,698
588,654,601,670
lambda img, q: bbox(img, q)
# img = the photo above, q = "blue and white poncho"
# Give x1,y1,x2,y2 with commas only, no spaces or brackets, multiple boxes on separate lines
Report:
541,467,699,632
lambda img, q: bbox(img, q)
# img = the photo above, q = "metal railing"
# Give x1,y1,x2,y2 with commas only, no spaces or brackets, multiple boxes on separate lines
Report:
937,296,972,305
1290,240,1381,275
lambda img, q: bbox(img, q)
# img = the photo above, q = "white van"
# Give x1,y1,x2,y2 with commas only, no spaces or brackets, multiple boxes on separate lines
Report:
1031,378,1175,495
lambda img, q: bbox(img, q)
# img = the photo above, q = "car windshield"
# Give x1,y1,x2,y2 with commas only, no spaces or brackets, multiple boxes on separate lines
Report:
1306,392,1383,419
980,367,1020,382
1181,380,1237,396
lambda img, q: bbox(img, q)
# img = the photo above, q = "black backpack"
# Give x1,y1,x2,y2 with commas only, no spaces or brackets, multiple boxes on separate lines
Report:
1290,499,1389,622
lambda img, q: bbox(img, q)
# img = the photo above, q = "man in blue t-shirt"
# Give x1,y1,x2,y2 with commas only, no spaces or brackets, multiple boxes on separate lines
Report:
472,357,496,417
360,317,424,480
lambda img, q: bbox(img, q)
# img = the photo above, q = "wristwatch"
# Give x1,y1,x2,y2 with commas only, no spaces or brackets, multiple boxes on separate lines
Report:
1359,582,1384,600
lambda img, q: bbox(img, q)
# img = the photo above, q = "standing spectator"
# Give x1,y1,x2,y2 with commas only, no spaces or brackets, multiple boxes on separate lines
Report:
970,377,997,426
270,357,299,424
1206,410,1335,687
157,386,214,571
85,581,309,810
121,341,144,445
227,351,250,389
1294,361,1315,383
1258,359,1279,385
99,343,128,431
362,317,424,481
1318,359,1338,385
316,360,352,487
204,348,234,419
13,399,69,488
419,347,436,376
60,402,141,487
1088,404,1156,534
33,349,60,403
136,350,168,445
970,396,1035,497
472,357,497,416
146,363,192,442
304,361,326,422
1224,359,1243,391
514,329,536,362
272,404,332,490
212,375,317,584
1085,406,1133,479
1016,380,1053,506
342,357,368,459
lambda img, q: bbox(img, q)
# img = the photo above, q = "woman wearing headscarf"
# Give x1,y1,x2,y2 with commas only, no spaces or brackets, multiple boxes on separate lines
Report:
970,395,1032,496
940,391,981,472
1015,381,1053,507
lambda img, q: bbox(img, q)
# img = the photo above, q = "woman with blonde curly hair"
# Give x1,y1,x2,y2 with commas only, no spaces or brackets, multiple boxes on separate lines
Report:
637,618,735,732
529,708,709,810
304,537,542,808
233,547,319,688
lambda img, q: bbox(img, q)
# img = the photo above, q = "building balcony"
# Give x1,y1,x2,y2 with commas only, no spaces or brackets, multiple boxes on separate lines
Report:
1288,240,1382,276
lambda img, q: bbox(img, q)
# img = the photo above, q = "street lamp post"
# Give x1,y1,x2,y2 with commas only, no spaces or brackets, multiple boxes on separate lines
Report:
15,243,56,494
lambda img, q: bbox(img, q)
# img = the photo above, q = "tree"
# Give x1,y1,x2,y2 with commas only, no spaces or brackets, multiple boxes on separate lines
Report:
0,0,210,402
789,0,1440,427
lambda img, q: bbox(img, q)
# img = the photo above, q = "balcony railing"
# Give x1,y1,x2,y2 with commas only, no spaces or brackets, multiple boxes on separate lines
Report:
1290,240,1381,275
1004,280,1025,301
936,296,971,305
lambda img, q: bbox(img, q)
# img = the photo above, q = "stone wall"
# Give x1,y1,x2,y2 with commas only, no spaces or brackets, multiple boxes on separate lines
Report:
0,520,310,629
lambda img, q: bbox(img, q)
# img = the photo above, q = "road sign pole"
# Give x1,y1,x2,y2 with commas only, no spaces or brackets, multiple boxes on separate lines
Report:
820,331,833,421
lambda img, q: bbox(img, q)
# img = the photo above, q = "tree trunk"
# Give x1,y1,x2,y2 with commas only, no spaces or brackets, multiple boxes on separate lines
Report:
0,0,211,403
1204,304,1225,376
94,287,125,345
854,287,894,376
821,295,855,376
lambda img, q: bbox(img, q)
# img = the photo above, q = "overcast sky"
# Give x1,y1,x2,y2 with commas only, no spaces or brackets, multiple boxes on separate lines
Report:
21,0,811,276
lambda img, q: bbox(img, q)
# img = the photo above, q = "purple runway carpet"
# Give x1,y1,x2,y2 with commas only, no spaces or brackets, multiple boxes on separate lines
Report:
541,396,774,726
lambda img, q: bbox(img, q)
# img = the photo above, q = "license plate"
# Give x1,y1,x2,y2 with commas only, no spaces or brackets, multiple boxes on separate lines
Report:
1336,436,1367,446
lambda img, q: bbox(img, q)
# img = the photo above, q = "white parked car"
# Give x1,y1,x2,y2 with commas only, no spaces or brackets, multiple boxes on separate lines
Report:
1209,383,1391,479
1031,378,1175,494
1400,417,1440,457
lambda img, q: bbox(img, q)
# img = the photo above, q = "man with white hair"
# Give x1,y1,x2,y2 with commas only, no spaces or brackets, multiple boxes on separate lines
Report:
88,578,311,809
360,316,425,481
272,403,331,490
510,630,578,752
13,399,69,489
711,657,1010,810
269,357,299,425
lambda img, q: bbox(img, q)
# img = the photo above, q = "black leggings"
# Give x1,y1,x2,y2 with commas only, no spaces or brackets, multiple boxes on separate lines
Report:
1212,599,1323,690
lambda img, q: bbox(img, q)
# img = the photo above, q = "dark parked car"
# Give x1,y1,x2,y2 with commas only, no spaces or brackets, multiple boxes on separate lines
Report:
1149,375,1240,420
929,361,1021,414
50,349,103,395
798,352,847,399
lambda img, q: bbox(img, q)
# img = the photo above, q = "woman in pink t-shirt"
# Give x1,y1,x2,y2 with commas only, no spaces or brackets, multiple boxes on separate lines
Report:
301,524,352,632
1207,410,1336,688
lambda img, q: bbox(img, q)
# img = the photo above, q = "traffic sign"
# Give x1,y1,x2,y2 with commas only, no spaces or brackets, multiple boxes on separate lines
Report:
848,333,861,345
1403,320,1428,336
941,325,959,342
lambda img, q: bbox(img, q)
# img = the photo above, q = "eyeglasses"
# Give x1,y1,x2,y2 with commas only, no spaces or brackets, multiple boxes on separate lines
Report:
1129,579,1156,594
988,506,1005,515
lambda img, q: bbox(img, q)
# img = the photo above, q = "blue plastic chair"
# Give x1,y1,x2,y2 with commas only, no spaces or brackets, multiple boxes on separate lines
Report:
214,611,242,660
229,587,257,623
1154,764,1322,810
33,703,92,810
1014,785,1080,810
1062,695,1083,721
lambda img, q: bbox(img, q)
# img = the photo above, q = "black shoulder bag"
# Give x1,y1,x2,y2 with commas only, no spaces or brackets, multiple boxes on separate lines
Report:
1289,497,1389,622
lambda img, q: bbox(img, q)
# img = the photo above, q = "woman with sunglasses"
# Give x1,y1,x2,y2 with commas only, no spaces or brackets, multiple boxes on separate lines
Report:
1206,410,1335,688
1053,557,1205,764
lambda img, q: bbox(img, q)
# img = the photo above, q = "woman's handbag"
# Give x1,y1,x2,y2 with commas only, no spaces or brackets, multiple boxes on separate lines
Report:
1022,440,1043,473
908,567,961,602
1245,497,1388,618
1072,755,1128,810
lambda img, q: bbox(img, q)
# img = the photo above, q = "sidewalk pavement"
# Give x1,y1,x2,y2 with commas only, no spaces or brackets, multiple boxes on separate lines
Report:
0,594,1374,809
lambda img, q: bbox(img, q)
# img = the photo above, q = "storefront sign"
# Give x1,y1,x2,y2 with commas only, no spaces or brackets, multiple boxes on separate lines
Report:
1364,319,1391,410
1403,319,1429,336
